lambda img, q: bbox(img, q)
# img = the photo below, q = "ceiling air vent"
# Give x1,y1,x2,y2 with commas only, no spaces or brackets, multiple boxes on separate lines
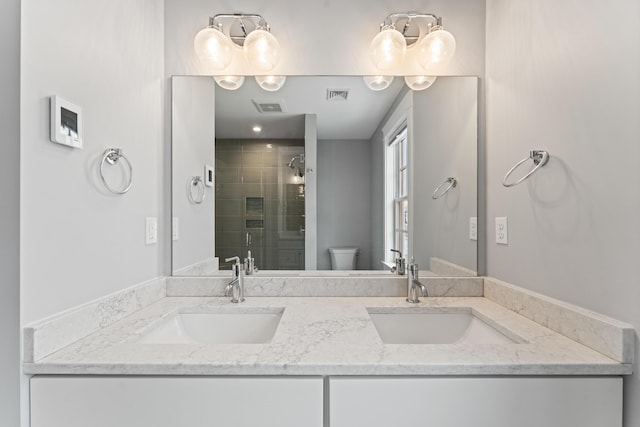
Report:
326,89,349,101
252,99,287,113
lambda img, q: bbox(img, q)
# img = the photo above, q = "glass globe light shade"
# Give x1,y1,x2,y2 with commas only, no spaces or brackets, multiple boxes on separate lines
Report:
404,75,437,91
363,75,394,91
369,27,406,71
255,75,287,92
193,27,234,70
213,75,245,91
416,29,456,71
244,29,280,72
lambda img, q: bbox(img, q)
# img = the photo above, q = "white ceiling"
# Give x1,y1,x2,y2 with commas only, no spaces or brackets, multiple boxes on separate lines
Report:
215,76,404,140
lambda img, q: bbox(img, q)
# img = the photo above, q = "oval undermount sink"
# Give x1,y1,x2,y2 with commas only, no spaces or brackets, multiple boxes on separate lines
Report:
367,309,516,344
135,308,284,345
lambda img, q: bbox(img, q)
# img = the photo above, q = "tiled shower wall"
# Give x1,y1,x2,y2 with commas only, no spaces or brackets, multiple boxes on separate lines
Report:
216,139,305,270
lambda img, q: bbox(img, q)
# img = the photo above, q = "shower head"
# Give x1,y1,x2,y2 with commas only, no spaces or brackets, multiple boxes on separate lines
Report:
287,154,304,169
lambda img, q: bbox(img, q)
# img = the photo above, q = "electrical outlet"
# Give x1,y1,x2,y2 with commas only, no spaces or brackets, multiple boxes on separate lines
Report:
495,217,508,245
469,217,477,241
172,217,179,241
145,217,158,245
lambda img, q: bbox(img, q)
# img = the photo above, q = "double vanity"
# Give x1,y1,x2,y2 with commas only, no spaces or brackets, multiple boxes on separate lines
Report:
23,273,633,426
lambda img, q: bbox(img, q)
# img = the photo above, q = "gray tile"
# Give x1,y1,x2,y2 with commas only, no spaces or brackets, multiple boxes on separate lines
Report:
215,199,242,216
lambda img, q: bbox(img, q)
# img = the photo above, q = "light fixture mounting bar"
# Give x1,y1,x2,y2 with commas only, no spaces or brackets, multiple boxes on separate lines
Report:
209,13,269,30
207,14,271,46
379,12,443,44
381,12,440,28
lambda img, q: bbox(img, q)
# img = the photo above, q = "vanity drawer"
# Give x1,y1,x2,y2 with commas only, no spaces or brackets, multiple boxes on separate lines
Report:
330,376,622,427
31,376,323,427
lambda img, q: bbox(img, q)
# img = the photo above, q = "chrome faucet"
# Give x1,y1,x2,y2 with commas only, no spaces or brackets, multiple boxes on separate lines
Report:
380,249,406,275
406,261,427,303
224,256,245,303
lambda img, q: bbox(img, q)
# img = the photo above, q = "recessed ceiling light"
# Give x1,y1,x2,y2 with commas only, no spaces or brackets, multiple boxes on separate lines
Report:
252,125,262,133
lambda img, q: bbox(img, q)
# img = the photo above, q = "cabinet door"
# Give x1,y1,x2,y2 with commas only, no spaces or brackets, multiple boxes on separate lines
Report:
31,376,323,427
330,377,622,427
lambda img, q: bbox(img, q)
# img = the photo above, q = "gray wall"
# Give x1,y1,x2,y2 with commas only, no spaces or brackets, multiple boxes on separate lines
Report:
20,0,165,324
171,76,215,272
0,0,20,424
485,1,640,425
412,77,478,272
317,140,372,270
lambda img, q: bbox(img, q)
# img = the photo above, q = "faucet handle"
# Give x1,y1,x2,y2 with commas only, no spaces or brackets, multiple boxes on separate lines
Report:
409,262,419,280
225,256,242,276
225,256,240,265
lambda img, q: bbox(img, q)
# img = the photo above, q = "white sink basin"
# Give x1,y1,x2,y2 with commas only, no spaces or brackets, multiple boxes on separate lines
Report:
367,309,516,344
136,308,284,345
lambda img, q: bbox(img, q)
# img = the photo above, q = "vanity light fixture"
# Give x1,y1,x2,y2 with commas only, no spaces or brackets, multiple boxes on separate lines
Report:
404,75,437,91
194,13,280,73
363,75,394,91
255,75,287,91
194,23,234,70
370,25,407,71
213,75,245,91
368,12,455,90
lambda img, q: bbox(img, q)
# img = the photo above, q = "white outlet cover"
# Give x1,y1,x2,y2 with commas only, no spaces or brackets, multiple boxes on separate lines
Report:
146,217,158,245
469,217,478,241
172,217,179,241
495,217,508,245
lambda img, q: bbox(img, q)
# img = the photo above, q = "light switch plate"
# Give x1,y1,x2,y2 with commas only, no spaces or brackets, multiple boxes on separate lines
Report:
172,217,179,241
145,217,158,245
495,217,508,245
469,217,477,241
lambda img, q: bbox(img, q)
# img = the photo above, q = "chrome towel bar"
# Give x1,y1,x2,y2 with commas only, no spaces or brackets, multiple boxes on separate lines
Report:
188,176,206,204
99,148,133,195
432,177,457,199
502,150,549,187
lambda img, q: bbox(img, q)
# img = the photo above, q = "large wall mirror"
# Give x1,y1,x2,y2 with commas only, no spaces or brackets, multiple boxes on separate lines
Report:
172,75,478,276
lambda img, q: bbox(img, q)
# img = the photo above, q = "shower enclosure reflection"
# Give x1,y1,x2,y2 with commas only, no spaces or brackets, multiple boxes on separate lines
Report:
215,140,306,270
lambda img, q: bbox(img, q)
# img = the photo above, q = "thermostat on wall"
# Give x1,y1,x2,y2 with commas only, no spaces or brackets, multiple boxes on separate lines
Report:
204,164,214,187
50,95,83,148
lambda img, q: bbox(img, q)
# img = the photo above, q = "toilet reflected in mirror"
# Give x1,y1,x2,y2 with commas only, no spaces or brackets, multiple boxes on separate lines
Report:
329,247,359,270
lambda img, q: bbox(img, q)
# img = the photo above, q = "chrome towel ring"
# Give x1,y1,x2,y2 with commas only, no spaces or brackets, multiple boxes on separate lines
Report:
502,150,549,187
432,177,457,199
188,176,206,204
99,148,133,195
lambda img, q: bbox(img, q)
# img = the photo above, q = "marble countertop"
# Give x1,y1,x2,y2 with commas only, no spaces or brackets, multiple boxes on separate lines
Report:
23,296,632,376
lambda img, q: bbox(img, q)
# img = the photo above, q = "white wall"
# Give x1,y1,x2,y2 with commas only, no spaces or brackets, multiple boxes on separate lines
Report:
412,77,478,272
164,0,486,77
171,76,215,272
0,0,21,424
317,139,372,270
21,0,165,324
485,1,640,425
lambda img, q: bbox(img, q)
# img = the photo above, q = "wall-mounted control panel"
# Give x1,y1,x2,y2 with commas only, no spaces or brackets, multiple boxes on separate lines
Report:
50,96,83,148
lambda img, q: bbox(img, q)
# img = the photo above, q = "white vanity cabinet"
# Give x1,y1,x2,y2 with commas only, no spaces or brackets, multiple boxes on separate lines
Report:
30,376,324,427
329,377,623,427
